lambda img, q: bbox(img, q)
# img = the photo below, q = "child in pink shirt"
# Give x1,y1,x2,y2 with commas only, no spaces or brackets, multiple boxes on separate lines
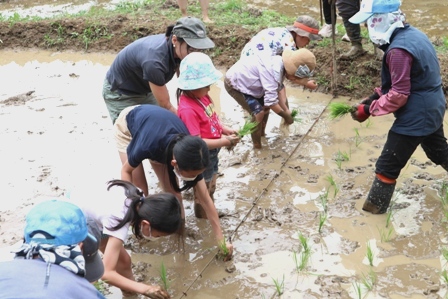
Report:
177,52,240,218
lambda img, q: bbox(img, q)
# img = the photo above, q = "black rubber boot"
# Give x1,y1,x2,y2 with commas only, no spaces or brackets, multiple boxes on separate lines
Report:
362,176,396,214
441,161,448,172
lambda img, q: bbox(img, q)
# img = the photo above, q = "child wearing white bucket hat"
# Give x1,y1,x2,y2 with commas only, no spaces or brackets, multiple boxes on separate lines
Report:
225,48,317,148
177,52,240,218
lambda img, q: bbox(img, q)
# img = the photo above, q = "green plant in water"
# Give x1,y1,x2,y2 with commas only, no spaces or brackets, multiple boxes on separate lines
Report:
352,280,363,299
377,226,394,243
360,268,377,291
319,189,329,212
441,269,448,285
159,261,170,290
291,109,301,123
328,102,355,120
354,127,363,147
237,119,258,137
335,149,350,170
318,212,327,233
325,174,339,198
272,274,285,296
366,241,374,266
93,280,108,296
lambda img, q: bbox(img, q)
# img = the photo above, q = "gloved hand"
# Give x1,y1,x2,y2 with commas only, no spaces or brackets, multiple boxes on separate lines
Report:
360,92,380,105
351,104,370,123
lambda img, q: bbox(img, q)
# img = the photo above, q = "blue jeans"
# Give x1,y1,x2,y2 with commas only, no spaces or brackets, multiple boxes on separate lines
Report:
203,148,220,182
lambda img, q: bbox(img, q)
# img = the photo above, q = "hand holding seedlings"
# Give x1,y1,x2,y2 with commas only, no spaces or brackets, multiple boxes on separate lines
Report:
328,102,356,120
143,285,170,299
290,109,301,123
238,119,259,137
217,237,233,261
350,103,371,123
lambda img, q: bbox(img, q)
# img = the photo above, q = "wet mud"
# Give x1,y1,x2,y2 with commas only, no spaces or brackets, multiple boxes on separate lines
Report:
1,0,448,298
1,50,448,299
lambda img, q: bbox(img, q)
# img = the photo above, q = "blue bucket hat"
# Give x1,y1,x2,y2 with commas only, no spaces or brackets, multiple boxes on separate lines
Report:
350,0,401,24
24,200,88,246
178,52,222,90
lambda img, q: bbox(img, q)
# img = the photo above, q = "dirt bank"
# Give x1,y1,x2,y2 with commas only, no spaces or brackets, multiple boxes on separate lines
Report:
0,9,447,100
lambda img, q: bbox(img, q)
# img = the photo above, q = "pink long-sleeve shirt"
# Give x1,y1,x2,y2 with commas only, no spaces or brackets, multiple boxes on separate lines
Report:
369,48,413,116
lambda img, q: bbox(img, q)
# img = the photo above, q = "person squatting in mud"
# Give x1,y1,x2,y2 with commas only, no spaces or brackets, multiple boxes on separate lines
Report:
349,0,448,214
224,48,318,149
176,52,240,218
112,104,233,258
102,16,215,124
74,179,181,298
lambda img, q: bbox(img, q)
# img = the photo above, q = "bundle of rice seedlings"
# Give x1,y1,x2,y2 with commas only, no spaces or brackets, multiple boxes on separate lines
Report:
238,119,259,137
328,102,355,120
291,109,301,123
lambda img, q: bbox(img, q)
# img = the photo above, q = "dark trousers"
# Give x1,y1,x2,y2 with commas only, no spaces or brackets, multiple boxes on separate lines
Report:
376,125,448,179
322,0,337,25
336,0,361,43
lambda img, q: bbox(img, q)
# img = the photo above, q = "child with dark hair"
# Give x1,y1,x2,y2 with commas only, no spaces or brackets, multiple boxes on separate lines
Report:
113,104,233,259
176,52,240,218
78,179,181,298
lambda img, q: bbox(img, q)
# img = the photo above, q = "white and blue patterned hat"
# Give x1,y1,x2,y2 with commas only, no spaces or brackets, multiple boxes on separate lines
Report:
178,52,222,90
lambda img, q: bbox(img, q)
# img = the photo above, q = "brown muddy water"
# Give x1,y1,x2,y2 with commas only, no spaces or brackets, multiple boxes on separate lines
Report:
1,49,448,299
0,1,448,299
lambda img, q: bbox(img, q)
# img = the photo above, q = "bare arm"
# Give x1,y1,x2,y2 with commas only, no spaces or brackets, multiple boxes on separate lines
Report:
102,237,170,298
149,82,177,115
193,179,234,258
121,160,149,196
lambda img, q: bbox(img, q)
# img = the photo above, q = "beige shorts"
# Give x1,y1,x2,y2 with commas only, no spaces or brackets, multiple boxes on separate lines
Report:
114,105,138,153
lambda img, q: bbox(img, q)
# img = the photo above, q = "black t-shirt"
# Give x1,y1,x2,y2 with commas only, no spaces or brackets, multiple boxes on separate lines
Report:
106,34,178,95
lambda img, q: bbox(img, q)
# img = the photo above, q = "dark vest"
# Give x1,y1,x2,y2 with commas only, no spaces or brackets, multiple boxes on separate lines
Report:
380,25,445,136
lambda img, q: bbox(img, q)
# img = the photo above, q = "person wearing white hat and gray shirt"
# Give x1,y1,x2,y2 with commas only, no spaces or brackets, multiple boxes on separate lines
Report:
0,200,105,298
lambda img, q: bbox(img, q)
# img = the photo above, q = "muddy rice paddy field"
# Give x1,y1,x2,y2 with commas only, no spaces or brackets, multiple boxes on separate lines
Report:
1,1,448,299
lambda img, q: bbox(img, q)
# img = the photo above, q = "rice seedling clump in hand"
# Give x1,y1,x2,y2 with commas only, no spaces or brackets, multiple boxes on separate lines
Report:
328,102,355,120
291,109,301,123
238,119,259,137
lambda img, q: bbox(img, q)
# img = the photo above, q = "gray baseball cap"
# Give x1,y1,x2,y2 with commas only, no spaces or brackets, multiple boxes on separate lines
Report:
84,218,104,283
172,16,215,49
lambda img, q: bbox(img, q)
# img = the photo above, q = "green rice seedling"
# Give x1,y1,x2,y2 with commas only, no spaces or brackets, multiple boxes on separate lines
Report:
328,102,355,120
335,149,350,170
352,281,363,299
325,174,339,197
366,241,374,266
291,108,301,123
441,247,448,266
361,118,373,128
360,269,377,291
377,226,394,243
93,280,108,296
441,269,448,284
292,249,300,272
217,238,230,260
319,189,329,212
272,275,285,296
318,212,327,233
237,119,259,137
159,261,170,291
298,232,310,254
440,181,448,208
354,128,363,147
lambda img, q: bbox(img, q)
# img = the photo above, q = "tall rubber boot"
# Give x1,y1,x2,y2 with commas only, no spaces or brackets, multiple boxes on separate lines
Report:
441,161,448,172
340,42,364,60
362,174,396,214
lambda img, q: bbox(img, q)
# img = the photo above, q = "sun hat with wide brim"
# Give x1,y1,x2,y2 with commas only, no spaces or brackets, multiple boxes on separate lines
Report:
282,48,316,77
172,16,215,49
285,15,322,41
178,52,222,90
350,0,402,24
